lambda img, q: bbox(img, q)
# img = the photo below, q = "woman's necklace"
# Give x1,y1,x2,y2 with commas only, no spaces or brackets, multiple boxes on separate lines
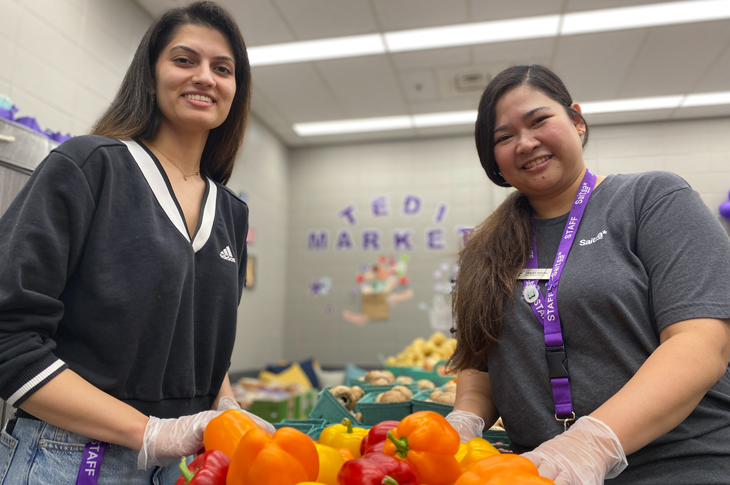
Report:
148,142,200,181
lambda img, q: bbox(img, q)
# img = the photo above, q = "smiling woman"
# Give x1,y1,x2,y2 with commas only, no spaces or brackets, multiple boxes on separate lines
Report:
446,65,730,485
0,3,275,485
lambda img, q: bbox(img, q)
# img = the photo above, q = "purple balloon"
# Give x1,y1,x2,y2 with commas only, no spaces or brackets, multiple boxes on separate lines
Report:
719,201,730,219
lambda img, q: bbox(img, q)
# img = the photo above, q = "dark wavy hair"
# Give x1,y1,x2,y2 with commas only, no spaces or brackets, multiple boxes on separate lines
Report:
451,65,589,371
92,1,250,185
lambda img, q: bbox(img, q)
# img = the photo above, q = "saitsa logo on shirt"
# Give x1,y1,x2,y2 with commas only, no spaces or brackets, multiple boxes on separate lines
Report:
579,230,608,246
219,246,236,262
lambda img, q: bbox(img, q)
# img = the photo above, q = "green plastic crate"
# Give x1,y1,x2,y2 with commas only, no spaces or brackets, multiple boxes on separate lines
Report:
273,421,315,435
410,388,453,417
357,392,412,426
483,428,511,450
294,388,319,419
248,396,295,423
308,386,363,425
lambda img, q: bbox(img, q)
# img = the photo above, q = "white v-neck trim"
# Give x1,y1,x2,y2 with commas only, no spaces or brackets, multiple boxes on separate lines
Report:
122,139,216,252
193,181,217,252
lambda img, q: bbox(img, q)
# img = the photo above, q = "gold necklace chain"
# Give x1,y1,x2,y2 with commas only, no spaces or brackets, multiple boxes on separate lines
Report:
148,142,200,181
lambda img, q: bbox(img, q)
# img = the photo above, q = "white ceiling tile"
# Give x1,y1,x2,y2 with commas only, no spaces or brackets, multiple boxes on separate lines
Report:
315,56,409,117
691,43,730,93
272,0,379,40
371,0,469,31
563,0,668,13
399,71,440,101
617,20,730,98
583,108,675,126
471,38,554,66
409,97,482,114
553,30,646,102
672,104,730,120
391,47,472,71
133,0,181,19
218,0,295,45
415,124,473,138
251,64,344,121
468,0,563,21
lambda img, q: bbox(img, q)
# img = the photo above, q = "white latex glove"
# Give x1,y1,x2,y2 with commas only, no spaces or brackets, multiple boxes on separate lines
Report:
522,416,628,485
137,410,219,470
216,396,276,434
445,410,485,443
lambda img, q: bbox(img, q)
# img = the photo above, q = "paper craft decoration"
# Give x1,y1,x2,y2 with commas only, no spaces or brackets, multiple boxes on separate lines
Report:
343,254,413,325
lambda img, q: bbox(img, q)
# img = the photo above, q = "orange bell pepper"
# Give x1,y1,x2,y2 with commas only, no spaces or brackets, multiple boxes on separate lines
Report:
456,438,500,471
204,409,262,460
318,418,368,459
454,454,554,485
382,411,462,485
226,427,319,485
338,448,355,462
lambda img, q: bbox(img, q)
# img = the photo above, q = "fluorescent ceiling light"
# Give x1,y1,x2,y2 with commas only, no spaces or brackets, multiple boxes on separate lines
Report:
383,15,560,52
561,0,730,36
412,111,477,128
248,1,730,66
580,96,684,114
248,34,385,66
295,91,730,136
294,116,411,136
681,91,730,107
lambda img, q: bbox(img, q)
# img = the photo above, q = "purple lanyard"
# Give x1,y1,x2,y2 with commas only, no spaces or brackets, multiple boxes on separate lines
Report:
522,169,596,429
76,440,107,485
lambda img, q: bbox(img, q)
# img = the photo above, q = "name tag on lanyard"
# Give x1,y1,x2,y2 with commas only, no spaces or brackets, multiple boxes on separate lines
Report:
517,268,552,280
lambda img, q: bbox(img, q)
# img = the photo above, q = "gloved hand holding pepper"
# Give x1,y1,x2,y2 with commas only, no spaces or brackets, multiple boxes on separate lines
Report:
215,396,277,434
522,416,627,485
445,410,485,443
138,410,222,470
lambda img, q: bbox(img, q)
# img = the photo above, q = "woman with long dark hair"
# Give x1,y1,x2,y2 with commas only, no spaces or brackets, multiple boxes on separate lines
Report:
0,2,273,483
446,65,730,484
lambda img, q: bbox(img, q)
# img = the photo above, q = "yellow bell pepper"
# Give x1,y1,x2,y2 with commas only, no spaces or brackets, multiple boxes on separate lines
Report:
456,438,501,471
313,443,346,485
318,418,368,459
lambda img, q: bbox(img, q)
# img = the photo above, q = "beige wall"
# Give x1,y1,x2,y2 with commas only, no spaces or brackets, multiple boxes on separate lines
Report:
284,117,730,367
0,0,151,136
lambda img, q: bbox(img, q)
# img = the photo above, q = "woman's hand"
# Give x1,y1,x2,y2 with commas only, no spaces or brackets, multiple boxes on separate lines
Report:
137,410,220,469
522,416,627,485
445,409,485,442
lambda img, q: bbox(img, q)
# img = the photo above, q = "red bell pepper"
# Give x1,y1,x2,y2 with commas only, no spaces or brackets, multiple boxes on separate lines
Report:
360,421,400,456
337,452,418,485
175,450,230,485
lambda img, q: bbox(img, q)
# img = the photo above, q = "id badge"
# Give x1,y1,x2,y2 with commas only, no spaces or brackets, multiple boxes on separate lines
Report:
517,268,552,280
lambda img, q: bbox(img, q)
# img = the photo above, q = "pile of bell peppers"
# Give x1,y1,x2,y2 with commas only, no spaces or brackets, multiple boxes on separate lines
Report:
176,409,554,485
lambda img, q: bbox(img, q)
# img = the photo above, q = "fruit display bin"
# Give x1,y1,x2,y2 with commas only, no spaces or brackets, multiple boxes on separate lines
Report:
308,386,363,425
357,392,413,426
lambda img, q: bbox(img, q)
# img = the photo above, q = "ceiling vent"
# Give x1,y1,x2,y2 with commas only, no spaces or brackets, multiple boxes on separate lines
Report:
437,67,490,97
454,71,489,93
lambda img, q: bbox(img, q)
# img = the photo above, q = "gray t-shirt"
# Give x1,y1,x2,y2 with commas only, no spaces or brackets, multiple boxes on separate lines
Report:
486,172,730,484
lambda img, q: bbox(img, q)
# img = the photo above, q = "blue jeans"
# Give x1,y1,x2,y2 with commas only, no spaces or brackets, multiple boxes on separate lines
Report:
0,417,185,484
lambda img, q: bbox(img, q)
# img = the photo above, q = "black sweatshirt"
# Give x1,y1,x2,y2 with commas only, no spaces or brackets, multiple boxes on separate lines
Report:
0,136,248,418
